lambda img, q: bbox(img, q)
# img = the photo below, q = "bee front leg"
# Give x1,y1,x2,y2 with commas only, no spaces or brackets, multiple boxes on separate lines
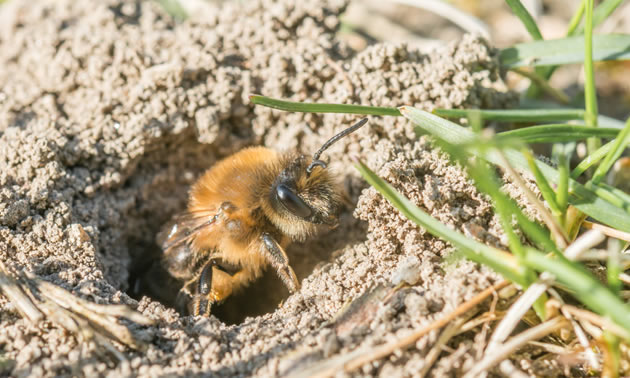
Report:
191,260,215,316
175,259,217,316
260,233,300,293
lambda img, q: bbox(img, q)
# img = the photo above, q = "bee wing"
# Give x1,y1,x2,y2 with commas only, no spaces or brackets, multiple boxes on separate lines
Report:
156,211,219,280
156,211,220,252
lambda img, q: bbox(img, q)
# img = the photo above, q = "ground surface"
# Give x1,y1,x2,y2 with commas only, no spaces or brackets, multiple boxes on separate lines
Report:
0,0,528,376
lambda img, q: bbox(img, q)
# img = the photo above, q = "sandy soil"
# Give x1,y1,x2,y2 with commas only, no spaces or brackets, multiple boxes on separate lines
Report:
0,0,529,376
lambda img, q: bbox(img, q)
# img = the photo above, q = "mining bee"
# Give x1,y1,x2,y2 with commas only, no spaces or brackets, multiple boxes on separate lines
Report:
154,118,368,316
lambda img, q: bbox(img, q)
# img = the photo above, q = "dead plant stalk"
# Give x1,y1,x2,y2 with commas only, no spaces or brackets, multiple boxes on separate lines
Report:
312,280,510,378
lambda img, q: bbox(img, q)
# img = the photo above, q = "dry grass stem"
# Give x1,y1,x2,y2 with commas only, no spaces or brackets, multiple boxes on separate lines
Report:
386,0,490,38
561,304,630,339
30,274,153,325
0,261,43,322
492,230,607,372
510,68,570,104
419,316,470,377
539,230,605,368
343,3,438,49
583,220,630,243
94,332,128,362
310,280,510,377
475,289,500,363
473,229,610,374
0,263,153,353
486,281,549,353
527,340,570,354
458,311,504,334
554,229,607,371
464,316,568,377
578,319,603,339
575,249,630,261
547,289,600,370
564,229,606,260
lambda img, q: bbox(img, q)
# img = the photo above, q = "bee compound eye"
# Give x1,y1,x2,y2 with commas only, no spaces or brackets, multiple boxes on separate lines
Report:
276,184,312,219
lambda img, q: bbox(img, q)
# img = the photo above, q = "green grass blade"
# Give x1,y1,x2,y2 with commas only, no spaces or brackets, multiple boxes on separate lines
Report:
354,159,526,285
496,124,619,143
436,139,530,258
584,0,600,154
500,34,630,68
566,0,586,35
519,100,626,128
571,140,616,179
530,0,585,89
425,139,559,252
400,106,630,232
467,111,483,133
434,108,586,123
575,0,624,35
607,240,623,295
599,183,630,207
553,144,570,214
463,143,564,253
524,150,562,218
463,154,558,251
505,0,544,40
592,117,630,184
592,0,624,27
453,147,545,317
584,181,630,213
524,247,630,339
504,0,549,100
479,167,527,259
250,95,401,116
535,0,621,82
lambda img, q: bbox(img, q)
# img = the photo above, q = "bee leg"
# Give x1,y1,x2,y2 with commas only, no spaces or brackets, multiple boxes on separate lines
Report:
191,259,217,316
260,233,300,293
173,259,217,316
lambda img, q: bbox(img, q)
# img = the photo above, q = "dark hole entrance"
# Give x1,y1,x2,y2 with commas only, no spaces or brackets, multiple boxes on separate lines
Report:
126,213,364,325
127,239,294,325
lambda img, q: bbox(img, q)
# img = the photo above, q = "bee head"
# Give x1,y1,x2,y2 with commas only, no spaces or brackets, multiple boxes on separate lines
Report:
268,118,368,240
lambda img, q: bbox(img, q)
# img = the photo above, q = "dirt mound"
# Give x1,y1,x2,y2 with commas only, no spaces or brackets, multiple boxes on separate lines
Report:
0,0,516,376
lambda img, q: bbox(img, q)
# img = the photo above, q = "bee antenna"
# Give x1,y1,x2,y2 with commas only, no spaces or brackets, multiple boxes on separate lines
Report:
306,118,368,175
